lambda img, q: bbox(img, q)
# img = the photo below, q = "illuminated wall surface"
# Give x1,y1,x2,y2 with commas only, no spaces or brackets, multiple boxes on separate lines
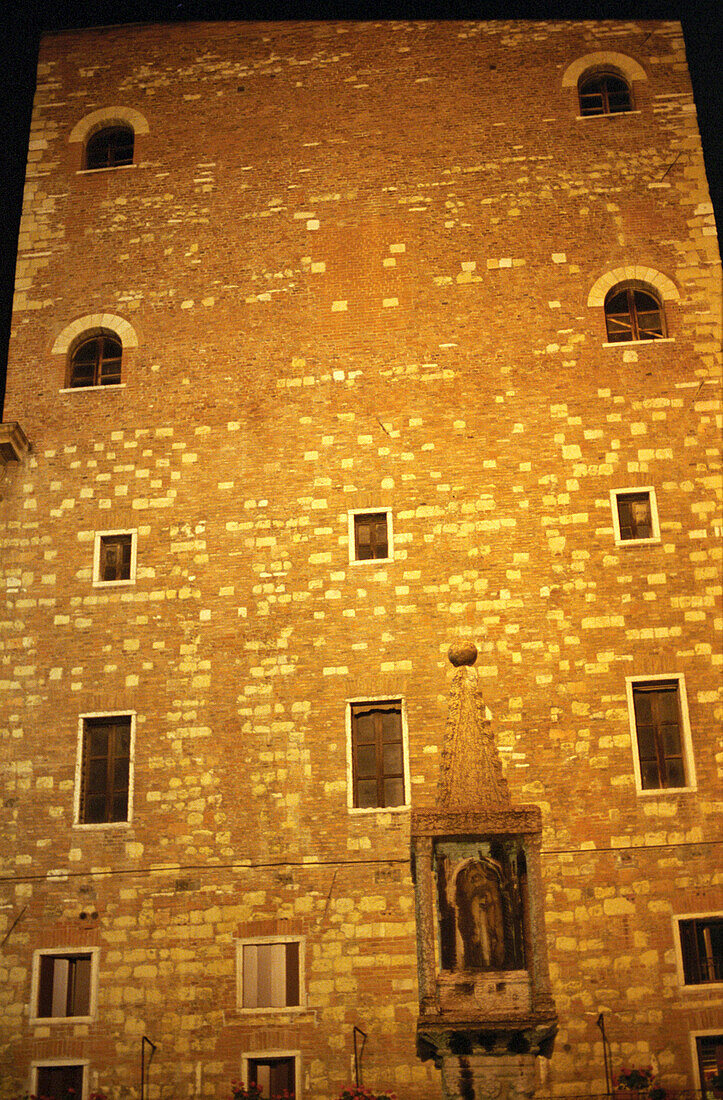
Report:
0,19,721,1100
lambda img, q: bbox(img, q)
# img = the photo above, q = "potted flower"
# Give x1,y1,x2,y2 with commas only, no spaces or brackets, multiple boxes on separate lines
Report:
230,1083,294,1100
613,1067,655,1099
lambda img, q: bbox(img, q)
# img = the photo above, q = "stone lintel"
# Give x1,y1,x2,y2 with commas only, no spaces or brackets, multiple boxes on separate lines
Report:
411,805,542,838
0,422,31,465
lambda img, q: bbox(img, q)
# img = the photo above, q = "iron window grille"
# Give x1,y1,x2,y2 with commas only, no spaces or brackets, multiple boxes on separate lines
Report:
85,125,134,169
69,335,122,388
604,286,665,342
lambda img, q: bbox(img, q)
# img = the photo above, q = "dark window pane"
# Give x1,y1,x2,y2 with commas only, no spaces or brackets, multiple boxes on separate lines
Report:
382,743,403,773
356,779,379,808
285,941,300,1006
383,777,404,806
70,334,122,387
86,126,134,169
37,1065,84,1100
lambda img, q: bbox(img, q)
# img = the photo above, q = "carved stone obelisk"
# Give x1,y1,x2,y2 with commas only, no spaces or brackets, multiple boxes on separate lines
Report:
411,642,557,1100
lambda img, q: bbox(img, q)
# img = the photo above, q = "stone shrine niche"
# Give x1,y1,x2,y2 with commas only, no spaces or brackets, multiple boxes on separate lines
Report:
437,842,526,973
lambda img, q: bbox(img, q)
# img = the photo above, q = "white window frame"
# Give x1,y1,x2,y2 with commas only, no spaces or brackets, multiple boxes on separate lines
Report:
625,674,696,795
241,1050,301,1100
73,711,136,828
610,486,661,546
347,507,394,564
689,1030,723,1094
673,912,723,991
345,695,410,815
29,947,100,1024
30,1060,89,1100
236,935,306,1014
92,529,137,586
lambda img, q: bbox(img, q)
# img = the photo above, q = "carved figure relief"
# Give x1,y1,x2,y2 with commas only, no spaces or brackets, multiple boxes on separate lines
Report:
437,848,526,972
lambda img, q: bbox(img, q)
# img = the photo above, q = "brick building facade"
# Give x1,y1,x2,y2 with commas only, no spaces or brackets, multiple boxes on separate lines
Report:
0,19,721,1100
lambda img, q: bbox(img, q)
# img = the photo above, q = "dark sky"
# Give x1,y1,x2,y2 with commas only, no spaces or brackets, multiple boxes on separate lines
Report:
1,0,721,414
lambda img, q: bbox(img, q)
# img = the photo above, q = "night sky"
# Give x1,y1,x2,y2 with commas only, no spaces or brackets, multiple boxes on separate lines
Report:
0,0,720,412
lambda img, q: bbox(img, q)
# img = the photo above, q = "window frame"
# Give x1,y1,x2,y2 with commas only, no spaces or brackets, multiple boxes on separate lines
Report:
673,913,723,991
625,674,696,795
610,487,661,546
603,285,666,344
236,935,306,1015
689,1032,723,1098
31,1061,89,1100
84,125,135,171
578,70,633,116
93,529,137,587
347,508,394,564
74,711,136,829
67,333,123,389
29,947,100,1024
345,696,410,815
241,1050,301,1100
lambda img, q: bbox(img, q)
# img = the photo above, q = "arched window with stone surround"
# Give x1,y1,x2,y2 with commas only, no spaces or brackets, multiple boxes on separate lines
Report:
52,313,139,391
562,52,647,118
604,284,666,343
68,107,149,173
578,70,633,116
85,125,134,170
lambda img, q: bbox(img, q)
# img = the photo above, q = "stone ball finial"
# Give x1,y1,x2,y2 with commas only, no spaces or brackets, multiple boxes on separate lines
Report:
448,641,478,667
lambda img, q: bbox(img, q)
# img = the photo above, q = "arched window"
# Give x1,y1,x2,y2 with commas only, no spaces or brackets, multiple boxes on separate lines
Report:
604,285,665,343
579,71,632,116
69,334,123,387
85,126,134,170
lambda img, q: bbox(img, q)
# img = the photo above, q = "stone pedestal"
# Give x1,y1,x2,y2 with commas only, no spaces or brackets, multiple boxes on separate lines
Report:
440,1053,536,1100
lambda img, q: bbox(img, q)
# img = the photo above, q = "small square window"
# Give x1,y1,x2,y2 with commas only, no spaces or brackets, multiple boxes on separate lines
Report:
625,675,696,793
348,509,393,563
76,714,134,825
242,1054,298,1100
93,530,136,586
347,699,409,811
677,916,723,986
610,487,660,545
31,949,99,1021
32,1063,86,1100
237,938,304,1011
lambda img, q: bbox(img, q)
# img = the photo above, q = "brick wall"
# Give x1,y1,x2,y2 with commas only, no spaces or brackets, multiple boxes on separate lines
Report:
1,19,721,1100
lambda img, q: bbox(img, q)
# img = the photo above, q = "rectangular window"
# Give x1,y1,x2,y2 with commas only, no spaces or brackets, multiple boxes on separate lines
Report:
625,676,695,793
93,530,136,585
348,509,393,563
349,699,407,810
33,1064,85,1100
77,714,133,825
694,1034,723,1099
678,917,723,985
610,487,660,545
246,1056,296,1098
238,938,303,1010
36,953,92,1018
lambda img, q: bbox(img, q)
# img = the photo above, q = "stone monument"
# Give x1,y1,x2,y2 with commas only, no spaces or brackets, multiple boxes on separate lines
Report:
411,642,557,1100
